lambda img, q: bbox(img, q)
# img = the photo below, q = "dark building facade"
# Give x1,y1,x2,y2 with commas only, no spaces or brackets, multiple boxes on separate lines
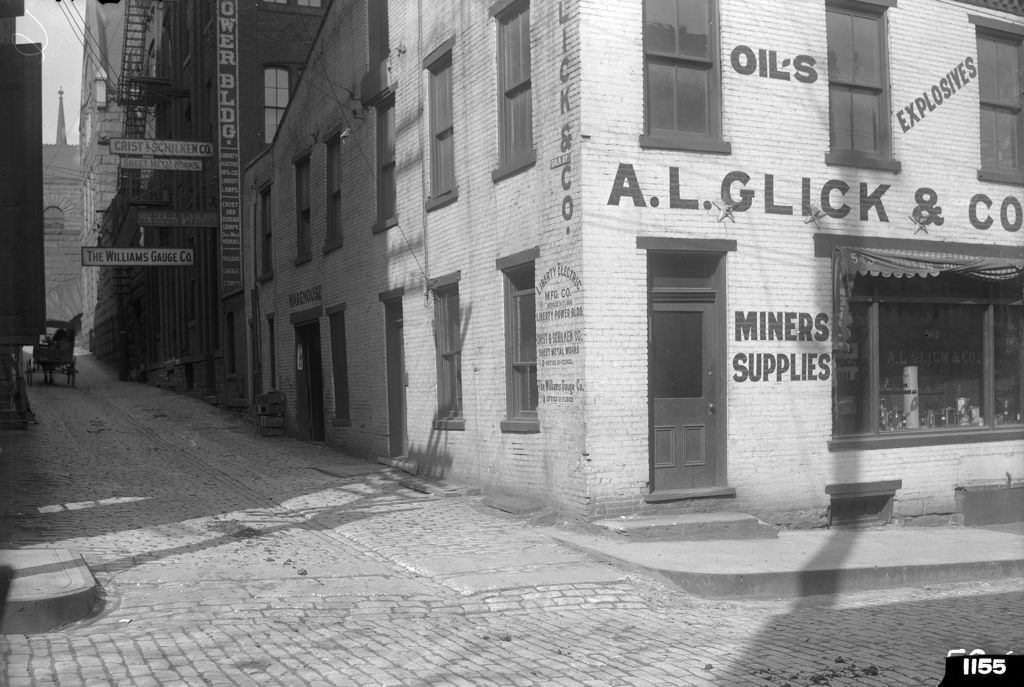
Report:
96,0,325,400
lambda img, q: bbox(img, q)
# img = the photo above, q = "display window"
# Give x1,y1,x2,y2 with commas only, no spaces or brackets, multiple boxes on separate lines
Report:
832,249,1023,444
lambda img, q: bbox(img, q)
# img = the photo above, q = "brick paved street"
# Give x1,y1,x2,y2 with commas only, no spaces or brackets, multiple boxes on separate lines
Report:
2,355,1022,686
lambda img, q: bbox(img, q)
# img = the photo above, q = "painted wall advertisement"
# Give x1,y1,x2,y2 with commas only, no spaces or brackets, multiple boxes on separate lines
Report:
217,0,242,294
538,2,584,407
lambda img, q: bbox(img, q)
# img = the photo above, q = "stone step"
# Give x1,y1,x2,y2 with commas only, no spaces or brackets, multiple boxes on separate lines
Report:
592,512,779,541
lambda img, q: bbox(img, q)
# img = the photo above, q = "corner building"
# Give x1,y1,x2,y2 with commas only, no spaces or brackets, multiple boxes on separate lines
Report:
245,0,1024,524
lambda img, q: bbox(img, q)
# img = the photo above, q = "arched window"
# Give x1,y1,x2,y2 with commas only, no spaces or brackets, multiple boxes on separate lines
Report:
44,206,65,236
264,67,289,144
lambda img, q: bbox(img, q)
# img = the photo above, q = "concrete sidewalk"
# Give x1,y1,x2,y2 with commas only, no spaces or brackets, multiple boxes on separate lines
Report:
549,521,1024,599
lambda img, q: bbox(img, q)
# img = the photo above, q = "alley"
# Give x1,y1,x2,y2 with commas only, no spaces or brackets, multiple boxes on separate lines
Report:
1,355,1022,687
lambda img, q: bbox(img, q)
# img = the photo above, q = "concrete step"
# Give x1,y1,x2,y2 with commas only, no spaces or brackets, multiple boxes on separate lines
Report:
592,512,779,541
0,549,101,633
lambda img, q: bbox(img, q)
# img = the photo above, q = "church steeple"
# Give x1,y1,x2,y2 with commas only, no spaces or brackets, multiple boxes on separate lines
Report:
56,88,67,146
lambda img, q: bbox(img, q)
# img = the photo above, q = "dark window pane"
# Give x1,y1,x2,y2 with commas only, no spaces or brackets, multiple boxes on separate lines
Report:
995,305,1023,425
851,14,880,86
851,89,880,153
995,108,1020,168
996,40,1019,104
645,0,676,53
878,302,985,431
829,86,853,150
675,66,708,134
826,11,853,82
979,37,998,101
834,302,871,434
651,310,703,399
676,0,709,58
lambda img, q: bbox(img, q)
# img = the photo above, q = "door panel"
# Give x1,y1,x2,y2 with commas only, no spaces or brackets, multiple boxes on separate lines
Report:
651,302,718,490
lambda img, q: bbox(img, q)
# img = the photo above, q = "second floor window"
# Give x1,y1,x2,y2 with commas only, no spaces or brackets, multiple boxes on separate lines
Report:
427,44,456,202
264,67,289,144
495,0,534,175
326,134,342,246
376,97,397,227
642,0,727,153
977,28,1023,183
260,185,273,277
295,156,311,259
825,1,897,171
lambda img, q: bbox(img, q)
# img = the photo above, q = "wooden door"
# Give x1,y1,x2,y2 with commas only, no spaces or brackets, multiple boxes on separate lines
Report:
384,298,406,457
648,251,725,494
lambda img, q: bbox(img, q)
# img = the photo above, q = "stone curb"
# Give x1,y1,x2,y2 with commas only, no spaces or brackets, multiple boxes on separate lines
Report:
0,549,100,634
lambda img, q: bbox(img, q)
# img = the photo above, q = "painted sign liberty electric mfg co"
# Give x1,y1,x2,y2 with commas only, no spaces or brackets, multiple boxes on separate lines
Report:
217,0,242,294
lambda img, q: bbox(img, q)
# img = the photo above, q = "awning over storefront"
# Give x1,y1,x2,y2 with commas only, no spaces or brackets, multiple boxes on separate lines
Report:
832,245,1024,350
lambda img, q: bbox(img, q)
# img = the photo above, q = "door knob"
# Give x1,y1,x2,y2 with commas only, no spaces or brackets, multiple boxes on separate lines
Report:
708,403,716,414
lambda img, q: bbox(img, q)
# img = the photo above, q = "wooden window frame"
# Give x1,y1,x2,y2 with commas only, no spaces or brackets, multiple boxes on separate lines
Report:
374,96,398,232
432,278,464,430
492,0,536,181
328,306,351,425
294,155,312,262
640,0,730,154
500,260,539,433
426,40,458,209
259,184,273,279
263,66,289,145
824,0,900,172
830,276,1024,451
325,133,343,250
974,19,1024,185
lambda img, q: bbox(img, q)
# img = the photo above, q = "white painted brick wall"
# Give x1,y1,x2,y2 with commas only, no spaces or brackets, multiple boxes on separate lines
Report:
244,0,1024,521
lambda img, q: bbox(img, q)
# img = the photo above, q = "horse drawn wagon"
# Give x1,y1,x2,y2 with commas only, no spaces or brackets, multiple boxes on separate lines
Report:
27,316,81,387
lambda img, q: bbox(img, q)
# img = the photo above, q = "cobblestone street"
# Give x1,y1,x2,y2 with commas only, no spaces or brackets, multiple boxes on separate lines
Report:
2,356,1022,686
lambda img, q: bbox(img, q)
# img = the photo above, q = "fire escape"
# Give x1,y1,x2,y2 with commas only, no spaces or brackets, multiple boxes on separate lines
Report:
101,0,174,379
104,0,173,249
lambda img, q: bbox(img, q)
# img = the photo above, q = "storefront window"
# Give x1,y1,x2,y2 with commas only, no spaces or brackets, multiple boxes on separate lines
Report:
833,271,1023,438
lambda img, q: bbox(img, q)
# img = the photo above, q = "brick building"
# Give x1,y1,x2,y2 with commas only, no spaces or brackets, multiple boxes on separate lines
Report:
96,0,324,393
79,0,124,354
244,0,1024,523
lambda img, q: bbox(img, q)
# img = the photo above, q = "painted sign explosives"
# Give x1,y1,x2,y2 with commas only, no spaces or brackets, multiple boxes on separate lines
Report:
120,157,204,172
137,210,219,228
109,138,213,157
217,0,242,294
897,56,976,134
82,247,195,267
